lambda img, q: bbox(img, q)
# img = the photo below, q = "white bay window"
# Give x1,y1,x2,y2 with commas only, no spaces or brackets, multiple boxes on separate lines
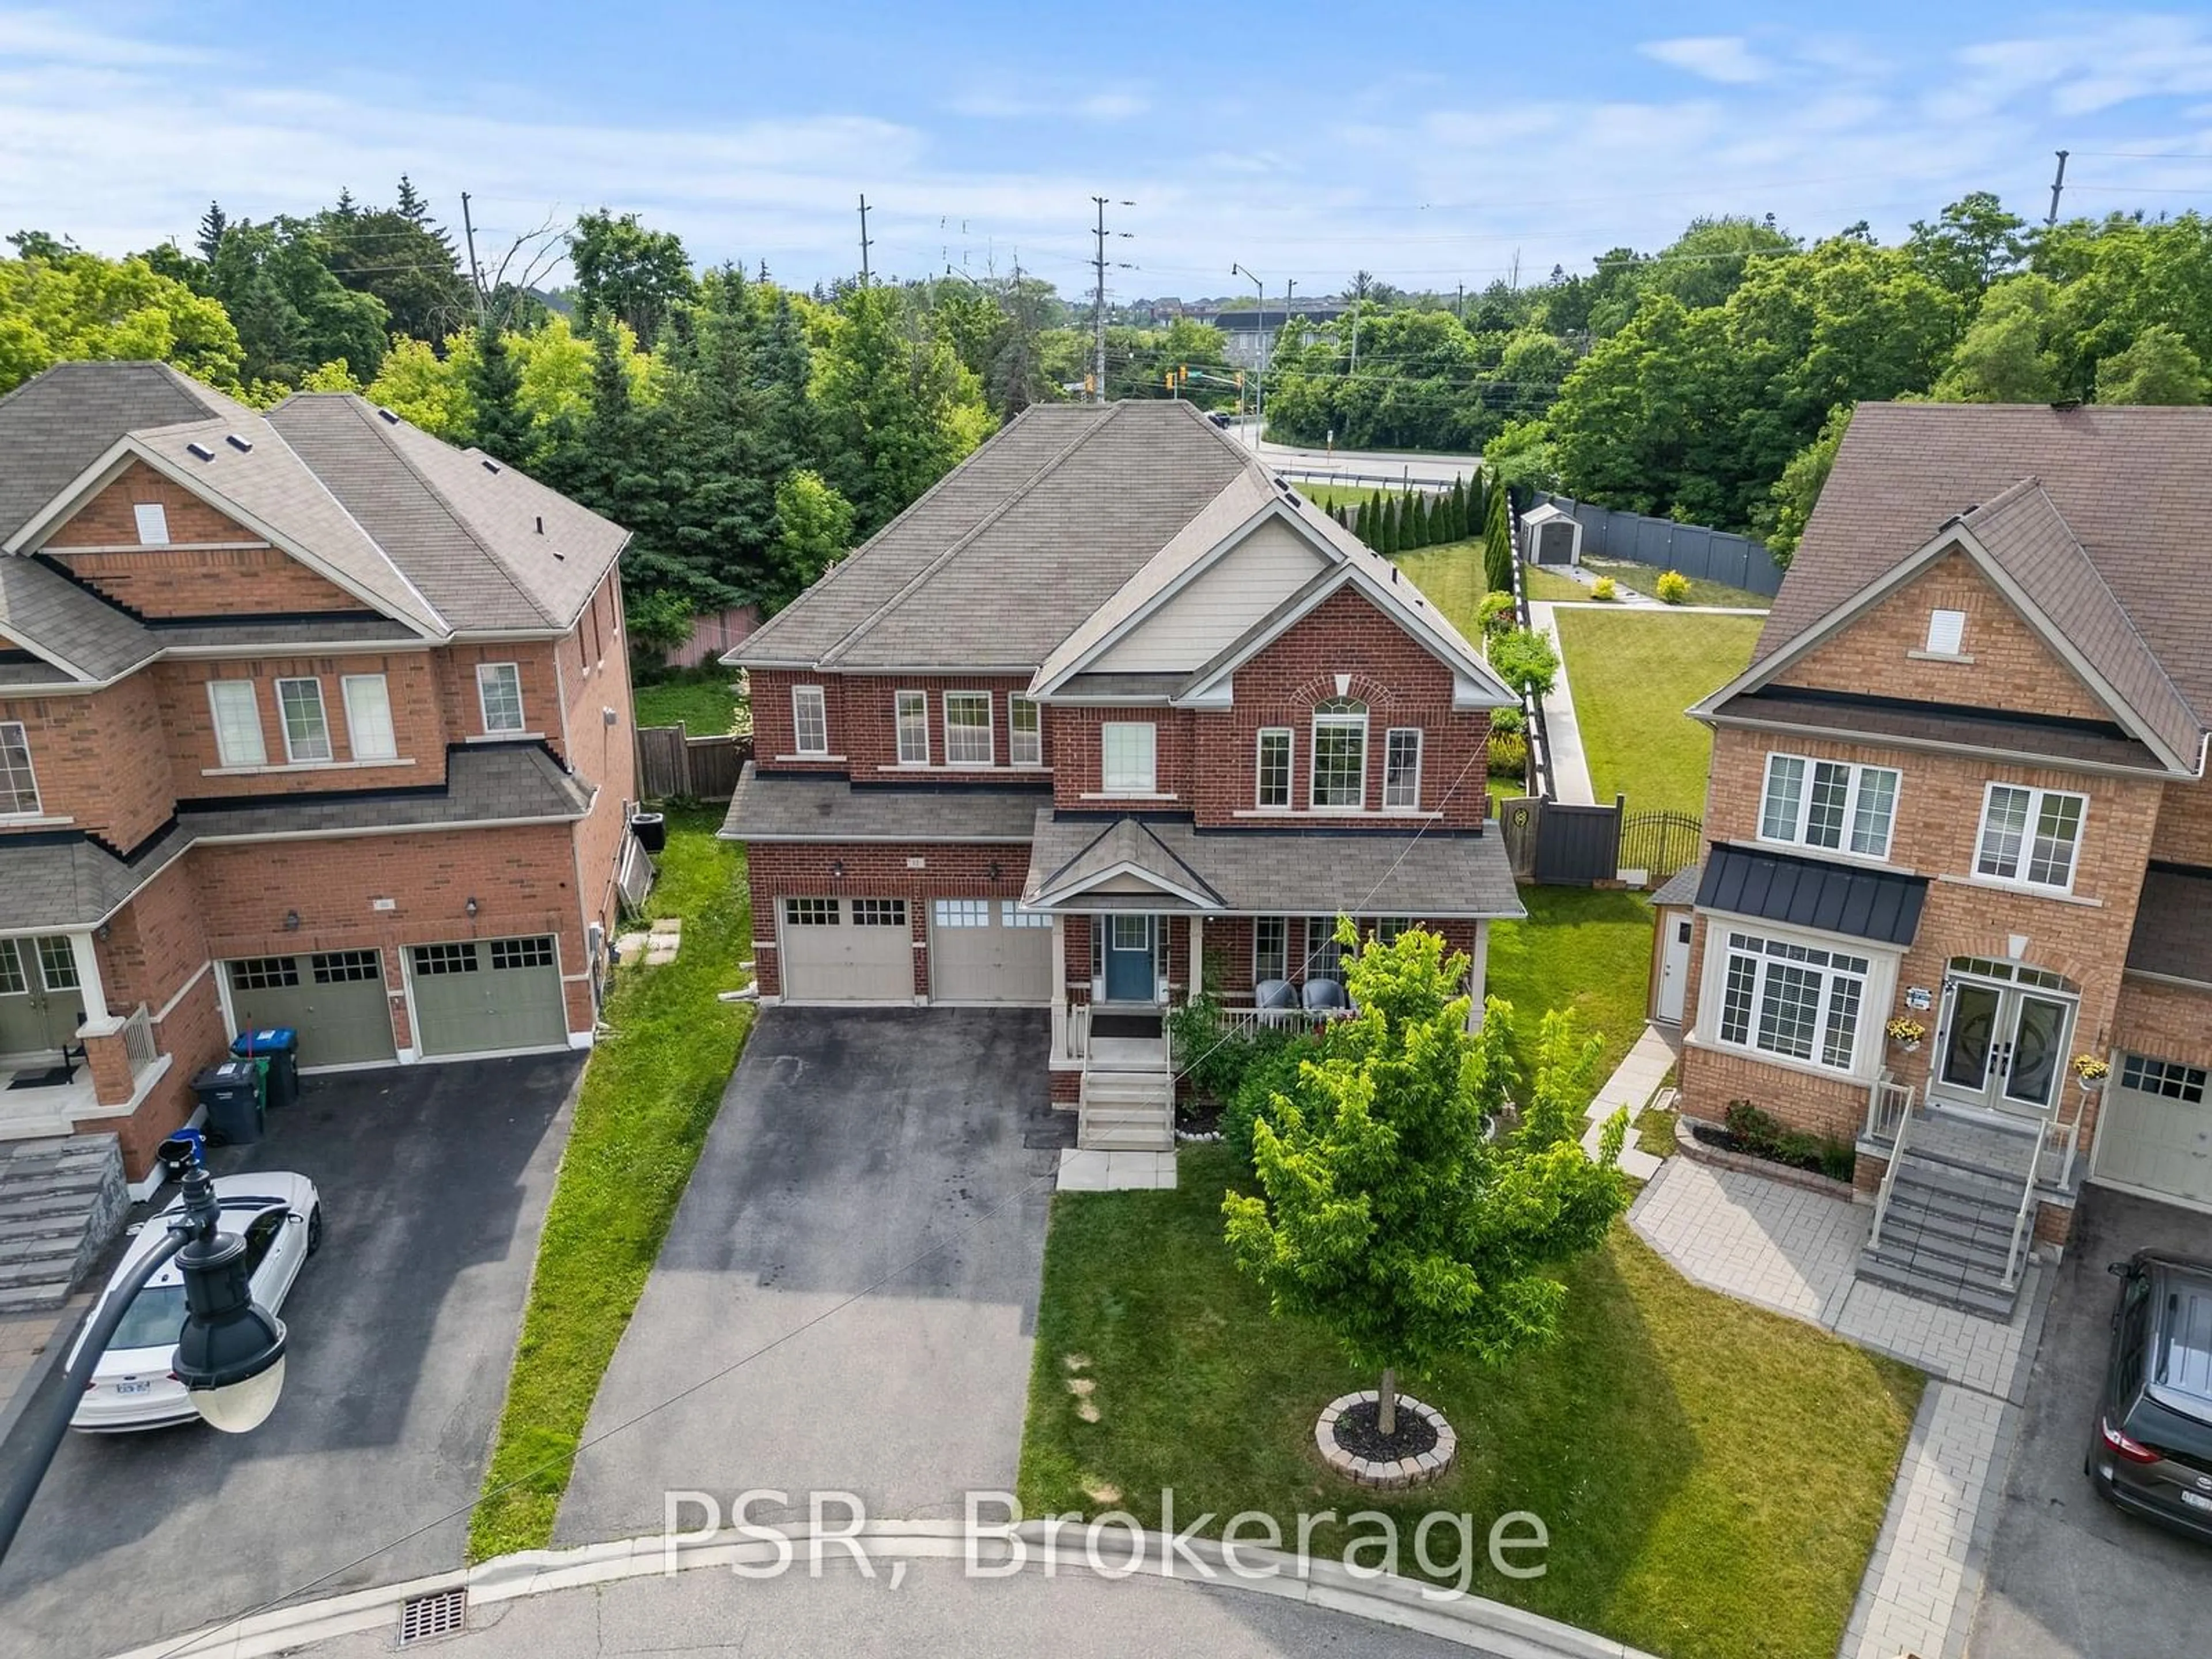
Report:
1711,928,1873,1075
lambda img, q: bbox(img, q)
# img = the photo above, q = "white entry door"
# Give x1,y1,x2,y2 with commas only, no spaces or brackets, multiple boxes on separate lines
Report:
1656,915,1692,1024
1933,978,2074,1120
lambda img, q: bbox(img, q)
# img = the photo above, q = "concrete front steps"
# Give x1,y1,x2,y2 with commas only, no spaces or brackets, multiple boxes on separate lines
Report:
1857,1142,2033,1321
0,1132,127,1312
1077,1036,1173,1151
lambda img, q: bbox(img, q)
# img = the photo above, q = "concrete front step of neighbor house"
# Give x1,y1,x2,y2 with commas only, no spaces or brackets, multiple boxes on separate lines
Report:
1856,1149,2033,1320
0,1134,127,1313
1077,1067,1173,1152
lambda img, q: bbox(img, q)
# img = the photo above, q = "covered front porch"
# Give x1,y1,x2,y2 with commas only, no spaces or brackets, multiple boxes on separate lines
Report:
0,927,171,1142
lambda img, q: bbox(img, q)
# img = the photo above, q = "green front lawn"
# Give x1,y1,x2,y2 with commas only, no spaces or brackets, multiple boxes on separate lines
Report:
1553,609,1763,817
1019,1145,1921,1659
1297,481,1372,512
1486,885,1654,1080
1581,557,1772,611
468,812,754,1559
632,669,745,735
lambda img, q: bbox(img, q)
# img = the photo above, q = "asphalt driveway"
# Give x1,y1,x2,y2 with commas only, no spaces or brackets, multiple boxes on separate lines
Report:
1970,1186,2212,1657
556,1007,1062,1544
0,1054,579,1659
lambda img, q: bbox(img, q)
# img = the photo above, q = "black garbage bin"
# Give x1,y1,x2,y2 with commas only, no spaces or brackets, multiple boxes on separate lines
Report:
194,1058,265,1145
232,1027,299,1111
630,810,666,854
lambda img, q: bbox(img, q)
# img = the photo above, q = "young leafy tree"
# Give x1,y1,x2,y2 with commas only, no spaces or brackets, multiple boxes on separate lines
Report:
1224,926,1629,1435
571,209,696,344
2095,324,2209,406
1482,467,1514,592
1759,403,1852,567
0,245,243,394
768,468,857,606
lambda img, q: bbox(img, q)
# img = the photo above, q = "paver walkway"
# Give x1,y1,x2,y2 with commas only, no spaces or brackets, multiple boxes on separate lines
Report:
1580,1021,1676,1180
1630,1155,2049,1659
1523,599,1595,805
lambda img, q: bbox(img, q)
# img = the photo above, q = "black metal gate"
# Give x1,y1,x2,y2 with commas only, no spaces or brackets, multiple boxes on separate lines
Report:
1619,809,1703,882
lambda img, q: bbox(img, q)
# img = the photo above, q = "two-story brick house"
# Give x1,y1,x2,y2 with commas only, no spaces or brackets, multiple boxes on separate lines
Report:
720,401,1522,1147
0,362,638,1185
1676,403,2212,1312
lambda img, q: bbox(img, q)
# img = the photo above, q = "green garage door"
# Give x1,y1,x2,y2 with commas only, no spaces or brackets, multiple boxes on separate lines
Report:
408,937,569,1058
225,951,397,1069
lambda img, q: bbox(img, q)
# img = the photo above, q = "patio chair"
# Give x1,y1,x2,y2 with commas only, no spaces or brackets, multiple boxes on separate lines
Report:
1301,977,1349,1015
1253,979,1297,1021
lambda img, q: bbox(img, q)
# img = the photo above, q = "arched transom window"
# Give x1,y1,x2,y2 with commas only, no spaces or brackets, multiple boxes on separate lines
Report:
1311,696,1368,808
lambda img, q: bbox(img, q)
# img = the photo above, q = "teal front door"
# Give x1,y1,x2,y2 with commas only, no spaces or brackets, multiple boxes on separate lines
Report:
1104,915,1155,1003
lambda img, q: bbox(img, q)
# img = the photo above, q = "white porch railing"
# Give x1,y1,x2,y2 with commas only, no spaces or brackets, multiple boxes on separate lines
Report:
120,1003,158,1073
2040,1082,2092,1190
2004,1115,2054,1291
1869,1103,1916,1249
1864,1070,1913,1143
1062,1000,1092,1065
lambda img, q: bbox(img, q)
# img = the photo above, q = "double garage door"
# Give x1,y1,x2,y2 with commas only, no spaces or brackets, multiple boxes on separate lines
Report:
224,935,568,1068
777,897,1052,1005
2095,1052,2212,1211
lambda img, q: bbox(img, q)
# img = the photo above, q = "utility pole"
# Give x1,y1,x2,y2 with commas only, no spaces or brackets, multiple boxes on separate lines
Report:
857,195,873,286
1231,262,1265,433
459,191,484,326
1456,281,1464,320
1088,197,1135,405
2046,150,2070,228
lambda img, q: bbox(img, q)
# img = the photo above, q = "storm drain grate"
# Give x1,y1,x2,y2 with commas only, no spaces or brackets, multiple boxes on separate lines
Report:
398,1588,467,1645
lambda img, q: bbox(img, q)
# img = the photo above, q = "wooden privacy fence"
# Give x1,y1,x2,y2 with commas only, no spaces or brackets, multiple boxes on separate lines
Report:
1619,809,1703,882
637,725,751,801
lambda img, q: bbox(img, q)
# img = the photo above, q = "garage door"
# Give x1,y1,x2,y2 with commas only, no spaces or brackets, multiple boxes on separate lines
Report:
225,951,397,1069
779,897,912,1003
2094,1052,2212,1209
408,937,569,1058
930,899,1054,1004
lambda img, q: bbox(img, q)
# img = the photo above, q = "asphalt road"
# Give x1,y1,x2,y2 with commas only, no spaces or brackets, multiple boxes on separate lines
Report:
1229,421,1480,488
1969,1187,2212,1658
0,1055,579,1659
298,1555,1504,1659
555,1007,1060,1544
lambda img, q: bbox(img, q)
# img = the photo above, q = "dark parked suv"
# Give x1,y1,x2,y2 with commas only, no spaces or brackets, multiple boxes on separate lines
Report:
2087,1250,2212,1541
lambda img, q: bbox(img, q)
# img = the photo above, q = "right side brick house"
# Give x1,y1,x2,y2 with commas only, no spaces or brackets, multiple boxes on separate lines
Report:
1675,402,2212,1246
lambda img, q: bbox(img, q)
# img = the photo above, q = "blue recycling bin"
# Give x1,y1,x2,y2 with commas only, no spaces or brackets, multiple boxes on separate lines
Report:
232,1027,299,1110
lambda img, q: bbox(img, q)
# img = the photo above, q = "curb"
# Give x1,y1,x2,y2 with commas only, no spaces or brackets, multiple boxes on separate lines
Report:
104,1518,1659,1659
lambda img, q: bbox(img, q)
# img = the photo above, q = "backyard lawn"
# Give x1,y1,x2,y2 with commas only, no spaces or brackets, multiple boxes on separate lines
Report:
632,669,746,735
468,812,753,1558
1391,540,1490,628
1018,1143,1923,1659
1581,556,1772,611
1486,885,1655,1080
1554,608,1763,817
1521,563,1589,603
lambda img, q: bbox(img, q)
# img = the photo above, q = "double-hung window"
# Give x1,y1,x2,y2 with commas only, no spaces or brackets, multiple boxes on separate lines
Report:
895,691,929,765
1975,784,2086,891
791,685,830,756
944,691,993,765
1758,753,1900,859
1715,930,1870,1073
1101,722,1156,793
206,681,266,768
1306,916,1348,982
476,662,525,734
275,677,332,763
1255,728,1293,810
1383,728,1423,810
1253,916,1288,982
0,722,39,815
1310,698,1368,809
341,673,397,762
1009,696,1041,766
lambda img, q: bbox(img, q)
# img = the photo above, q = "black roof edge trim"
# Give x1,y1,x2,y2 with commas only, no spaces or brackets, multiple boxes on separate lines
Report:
28,553,147,623
1732,684,2135,741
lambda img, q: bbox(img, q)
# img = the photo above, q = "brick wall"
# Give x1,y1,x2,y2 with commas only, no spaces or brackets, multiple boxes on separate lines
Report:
561,569,637,952
747,670,851,776
0,676,172,848
435,641,563,753
1048,705,1197,809
1772,548,2113,725
2147,773,2212,868
154,653,450,800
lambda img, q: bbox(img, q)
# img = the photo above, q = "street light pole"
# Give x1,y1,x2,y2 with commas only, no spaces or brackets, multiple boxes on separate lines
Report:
0,1165,289,1565
1230,263,1265,439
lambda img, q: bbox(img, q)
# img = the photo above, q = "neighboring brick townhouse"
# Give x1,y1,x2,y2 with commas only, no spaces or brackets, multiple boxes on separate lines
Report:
1672,402,2212,1313
721,400,1524,1149
0,361,639,1185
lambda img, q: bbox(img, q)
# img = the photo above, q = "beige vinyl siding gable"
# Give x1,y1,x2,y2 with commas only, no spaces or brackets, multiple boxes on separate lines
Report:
1089,518,1331,673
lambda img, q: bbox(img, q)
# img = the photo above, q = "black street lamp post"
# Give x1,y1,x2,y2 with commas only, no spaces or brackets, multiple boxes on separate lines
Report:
0,1165,289,1563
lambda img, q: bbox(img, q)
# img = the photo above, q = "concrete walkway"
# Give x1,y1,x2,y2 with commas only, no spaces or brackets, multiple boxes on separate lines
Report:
1579,1022,1676,1181
1524,600,1596,805
1630,1156,2052,1659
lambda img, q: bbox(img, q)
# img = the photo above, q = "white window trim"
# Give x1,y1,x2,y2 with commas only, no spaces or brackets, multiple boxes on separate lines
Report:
476,661,527,735
1253,915,1289,983
274,677,332,764
204,680,266,770
790,684,830,757
1100,721,1157,794
1971,781,2088,895
1756,752,1901,863
942,691,994,767
1383,727,1423,812
895,690,929,766
1008,695,1043,768
1692,916,1899,1084
1310,707,1369,811
1255,727,1294,812
340,673,399,763
0,721,42,818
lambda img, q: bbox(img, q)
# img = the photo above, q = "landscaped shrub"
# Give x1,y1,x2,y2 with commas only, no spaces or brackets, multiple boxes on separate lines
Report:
1490,702,1525,735
1590,575,1618,601
1721,1099,1855,1182
1488,625,1560,700
1476,590,1517,635
1655,569,1691,604
1488,730,1529,777
1223,1029,1323,1169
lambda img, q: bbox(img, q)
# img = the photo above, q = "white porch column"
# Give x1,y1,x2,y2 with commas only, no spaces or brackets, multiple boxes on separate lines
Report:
69,931,109,1026
1050,914,1068,1059
1465,919,1489,1031
1189,915,1205,1005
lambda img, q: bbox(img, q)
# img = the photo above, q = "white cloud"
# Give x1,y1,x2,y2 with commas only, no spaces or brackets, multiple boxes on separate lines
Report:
1638,36,1775,85
946,85,1149,122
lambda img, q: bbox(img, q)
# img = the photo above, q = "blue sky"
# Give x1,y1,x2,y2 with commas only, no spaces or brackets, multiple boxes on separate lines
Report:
5,3,2212,302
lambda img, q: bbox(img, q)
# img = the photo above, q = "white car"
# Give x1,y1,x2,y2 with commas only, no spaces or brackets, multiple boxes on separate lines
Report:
69,1172,322,1433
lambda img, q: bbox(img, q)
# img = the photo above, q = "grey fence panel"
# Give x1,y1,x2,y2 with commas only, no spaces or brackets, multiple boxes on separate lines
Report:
1531,800,1623,887
1534,492,1783,597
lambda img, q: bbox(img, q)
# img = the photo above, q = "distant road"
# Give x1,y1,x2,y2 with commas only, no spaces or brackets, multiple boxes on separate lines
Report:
1226,418,1479,488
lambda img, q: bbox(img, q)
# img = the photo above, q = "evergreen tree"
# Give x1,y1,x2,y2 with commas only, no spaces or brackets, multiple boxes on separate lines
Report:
196,202,228,265
1482,468,1514,593
1450,474,1471,539
1363,489,1385,549
464,324,532,465
395,175,431,225
1415,490,1434,547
